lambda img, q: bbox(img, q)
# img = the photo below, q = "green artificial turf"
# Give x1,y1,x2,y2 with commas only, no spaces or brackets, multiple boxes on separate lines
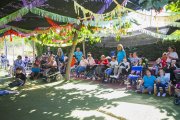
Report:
0,69,180,120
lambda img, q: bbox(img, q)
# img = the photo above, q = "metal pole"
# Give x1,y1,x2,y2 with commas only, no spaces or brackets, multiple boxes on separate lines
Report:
22,38,25,58
82,40,86,56
4,39,8,69
32,40,35,63
13,42,15,65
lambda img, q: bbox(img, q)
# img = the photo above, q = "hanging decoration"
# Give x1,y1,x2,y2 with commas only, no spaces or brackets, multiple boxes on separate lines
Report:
30,7,80,24
0,7,29,26
74,1,121,20
97,0,113,14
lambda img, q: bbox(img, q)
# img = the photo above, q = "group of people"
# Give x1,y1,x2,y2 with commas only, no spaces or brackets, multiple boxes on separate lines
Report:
8,45,180,98
137,46,179,97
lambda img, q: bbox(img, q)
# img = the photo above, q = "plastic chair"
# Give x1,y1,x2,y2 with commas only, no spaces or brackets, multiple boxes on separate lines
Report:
127,66,143,88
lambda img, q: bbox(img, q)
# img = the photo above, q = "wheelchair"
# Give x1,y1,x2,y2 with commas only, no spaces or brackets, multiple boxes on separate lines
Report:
174,69,180,105
42,67,63,83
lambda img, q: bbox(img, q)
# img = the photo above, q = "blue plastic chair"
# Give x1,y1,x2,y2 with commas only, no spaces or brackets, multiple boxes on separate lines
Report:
128,66,143,85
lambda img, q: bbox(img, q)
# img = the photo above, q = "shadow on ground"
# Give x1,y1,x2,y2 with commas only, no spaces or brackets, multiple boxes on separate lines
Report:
0,69,180,120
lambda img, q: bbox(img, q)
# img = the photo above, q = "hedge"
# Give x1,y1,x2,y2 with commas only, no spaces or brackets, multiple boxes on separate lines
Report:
36,41,180,61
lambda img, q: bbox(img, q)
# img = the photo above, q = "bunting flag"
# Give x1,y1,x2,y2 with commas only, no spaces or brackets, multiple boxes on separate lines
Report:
45,17,59,27
30,7,80,24
0,7,29,26
74,1,121,20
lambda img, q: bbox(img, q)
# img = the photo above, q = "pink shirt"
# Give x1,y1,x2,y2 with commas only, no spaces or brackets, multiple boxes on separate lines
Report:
79,59,88,67
87,58,95,66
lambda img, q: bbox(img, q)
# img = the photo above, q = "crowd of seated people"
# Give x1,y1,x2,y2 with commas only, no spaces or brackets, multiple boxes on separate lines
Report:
8,44,180,97
70,45,180,97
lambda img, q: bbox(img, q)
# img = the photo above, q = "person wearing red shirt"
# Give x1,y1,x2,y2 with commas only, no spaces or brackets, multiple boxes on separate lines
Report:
95,55,109,80
161,52,167,68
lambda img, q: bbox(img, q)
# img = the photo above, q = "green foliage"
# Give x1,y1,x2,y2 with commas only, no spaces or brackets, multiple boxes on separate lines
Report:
75,41,180,61
166,0,180,12
138,0,169,11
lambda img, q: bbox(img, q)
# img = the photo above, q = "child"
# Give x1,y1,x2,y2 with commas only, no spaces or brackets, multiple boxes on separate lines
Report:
113,58,130,79
139,69,156,95
30,63,41,80
104,56,118,81
153,58,162,76
9,67,26,87
161,52,167,68
156,69,169,97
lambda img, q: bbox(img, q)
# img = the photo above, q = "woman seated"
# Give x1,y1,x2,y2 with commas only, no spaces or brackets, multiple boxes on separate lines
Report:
43,56,57,76
86,54,96,79
156,69,169,97
95,55,109,79
138,69,156,95
14,55,25,72
104,56,118,81
165,60,177,85
30,63,41,80
75,56,88,77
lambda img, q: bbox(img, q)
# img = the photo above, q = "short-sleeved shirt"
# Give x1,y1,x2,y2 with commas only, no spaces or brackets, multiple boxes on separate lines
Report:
167,52,179,62
110,61,118,68
74,51,83,62
117,50,126,63
143,75,156,88
156,76,169,84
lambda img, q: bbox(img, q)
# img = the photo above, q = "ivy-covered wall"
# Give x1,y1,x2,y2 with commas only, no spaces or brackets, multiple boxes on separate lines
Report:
35,41,180,61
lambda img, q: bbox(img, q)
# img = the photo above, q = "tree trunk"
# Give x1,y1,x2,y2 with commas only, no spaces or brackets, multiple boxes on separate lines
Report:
65,33,78,80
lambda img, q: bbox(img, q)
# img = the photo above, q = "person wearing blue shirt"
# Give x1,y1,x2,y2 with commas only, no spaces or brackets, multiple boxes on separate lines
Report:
74,47,83,64
139,69,156,95
156,69,169,97
117,44,126,64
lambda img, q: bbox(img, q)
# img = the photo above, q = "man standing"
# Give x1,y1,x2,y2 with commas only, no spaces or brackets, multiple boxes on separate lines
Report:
74,47,83,64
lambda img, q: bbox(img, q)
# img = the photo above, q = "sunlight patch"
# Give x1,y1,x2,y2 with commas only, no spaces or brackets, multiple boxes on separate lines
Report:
69,109,118,120
95,91,131,100
98,102,174,120
29,109,37,113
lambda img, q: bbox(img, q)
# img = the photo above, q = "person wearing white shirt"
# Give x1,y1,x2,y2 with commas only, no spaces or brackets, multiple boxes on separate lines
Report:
104,56,118,82
166,46,179,63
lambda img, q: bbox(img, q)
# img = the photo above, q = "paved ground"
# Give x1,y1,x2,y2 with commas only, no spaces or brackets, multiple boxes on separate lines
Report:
0,69,180,120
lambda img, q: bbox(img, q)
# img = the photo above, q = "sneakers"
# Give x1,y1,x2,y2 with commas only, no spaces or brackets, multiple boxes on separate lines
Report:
157,92,161,97
157,92,166,97
162,93,166,97
104,79,108,82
